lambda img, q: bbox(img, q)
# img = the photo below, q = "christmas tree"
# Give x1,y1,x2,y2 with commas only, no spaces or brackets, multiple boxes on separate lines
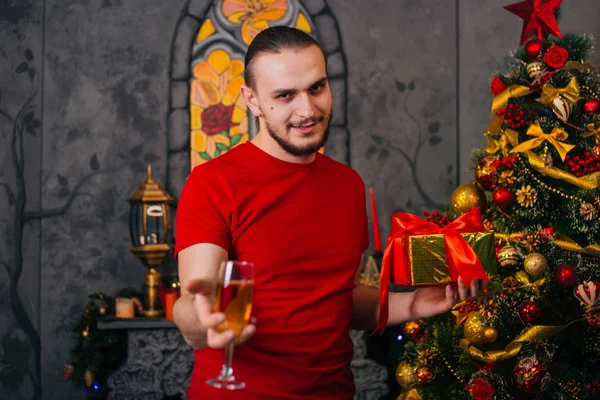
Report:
392,1,600,399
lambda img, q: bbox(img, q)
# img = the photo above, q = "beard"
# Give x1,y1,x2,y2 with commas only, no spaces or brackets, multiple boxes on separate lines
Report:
264,112,332,157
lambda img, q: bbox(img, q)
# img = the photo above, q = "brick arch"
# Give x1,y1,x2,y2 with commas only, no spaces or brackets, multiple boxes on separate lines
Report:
166,0,350,198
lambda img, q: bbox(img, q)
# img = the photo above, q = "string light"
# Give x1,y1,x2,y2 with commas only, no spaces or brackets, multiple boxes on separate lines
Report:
554,378,581,400
436,350,465,384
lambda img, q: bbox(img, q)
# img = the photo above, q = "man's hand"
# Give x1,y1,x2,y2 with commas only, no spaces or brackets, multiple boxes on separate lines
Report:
407,277,487,320
186,279,257,349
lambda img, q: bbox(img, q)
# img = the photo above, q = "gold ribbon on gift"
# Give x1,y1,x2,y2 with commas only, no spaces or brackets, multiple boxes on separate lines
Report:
487,85,531,134
511,123,575,162
515,271,545,296
460,318,585,362
554,233,600,256
583,123,600,141
486,129,519,156
397,389,422,400
536,77,580,105
525,151,600,189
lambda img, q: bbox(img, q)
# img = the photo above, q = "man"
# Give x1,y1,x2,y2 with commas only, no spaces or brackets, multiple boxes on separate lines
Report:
173,26,484,399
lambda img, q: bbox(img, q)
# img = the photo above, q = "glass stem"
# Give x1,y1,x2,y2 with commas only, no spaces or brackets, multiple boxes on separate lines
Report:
222,341,235,378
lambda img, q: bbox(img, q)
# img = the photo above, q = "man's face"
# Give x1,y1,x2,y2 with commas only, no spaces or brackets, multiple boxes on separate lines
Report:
248,45,332,157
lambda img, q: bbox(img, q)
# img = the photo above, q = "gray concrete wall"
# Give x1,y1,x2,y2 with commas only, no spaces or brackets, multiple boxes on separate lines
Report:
1,1,599,399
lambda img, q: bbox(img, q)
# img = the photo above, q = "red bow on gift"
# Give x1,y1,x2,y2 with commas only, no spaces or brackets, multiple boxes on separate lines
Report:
373,207,489,334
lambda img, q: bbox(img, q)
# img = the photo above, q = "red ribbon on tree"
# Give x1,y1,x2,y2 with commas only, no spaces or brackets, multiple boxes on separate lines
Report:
373,207,490,334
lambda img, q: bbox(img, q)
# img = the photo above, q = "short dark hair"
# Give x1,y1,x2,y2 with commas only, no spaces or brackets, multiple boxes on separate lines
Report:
244,26,326,91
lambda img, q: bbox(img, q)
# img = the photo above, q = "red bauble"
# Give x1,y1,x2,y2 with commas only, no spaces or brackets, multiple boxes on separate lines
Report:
556,264,577,287
586,310,600,328
519,301,540,324
475,156,499,190
525,39,543,59
583,99,600,114
512,357,551,394
493,188,514,208
415,367,434,385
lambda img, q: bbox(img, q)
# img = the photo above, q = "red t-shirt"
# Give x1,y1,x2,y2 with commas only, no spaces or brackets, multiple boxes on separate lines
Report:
175,141,369,399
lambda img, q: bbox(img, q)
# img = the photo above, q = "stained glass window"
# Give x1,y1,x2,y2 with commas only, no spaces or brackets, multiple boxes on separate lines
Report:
190,0,315,169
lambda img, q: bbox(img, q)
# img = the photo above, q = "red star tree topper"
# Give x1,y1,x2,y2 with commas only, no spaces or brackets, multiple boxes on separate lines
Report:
504,0,564,45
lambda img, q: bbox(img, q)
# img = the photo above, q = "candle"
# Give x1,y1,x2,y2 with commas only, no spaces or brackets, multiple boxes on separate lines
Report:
116,298,135,319
369,187,382,253
163,291,179,321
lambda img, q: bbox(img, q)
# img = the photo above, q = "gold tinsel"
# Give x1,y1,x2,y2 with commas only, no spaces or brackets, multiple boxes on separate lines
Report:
479,296,498,319
516,185,538,207
522,232,541,252
580,202,597,221
503,276,519,293
403,320,423,339
498,170,517,186
416,349,436,366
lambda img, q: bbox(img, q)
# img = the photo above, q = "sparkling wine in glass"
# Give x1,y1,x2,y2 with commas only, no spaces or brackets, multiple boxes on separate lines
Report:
206,260,254,390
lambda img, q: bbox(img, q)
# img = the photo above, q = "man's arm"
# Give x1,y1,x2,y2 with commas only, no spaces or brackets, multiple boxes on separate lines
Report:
173,243,256,350
351,253,482,330
172,243,227,349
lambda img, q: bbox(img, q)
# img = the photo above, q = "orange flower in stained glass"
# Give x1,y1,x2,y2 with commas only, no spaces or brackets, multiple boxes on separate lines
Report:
222,0,288,45
190,49,248,167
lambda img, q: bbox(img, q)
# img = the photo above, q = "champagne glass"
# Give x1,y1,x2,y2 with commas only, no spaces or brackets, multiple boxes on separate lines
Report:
206,260,254,390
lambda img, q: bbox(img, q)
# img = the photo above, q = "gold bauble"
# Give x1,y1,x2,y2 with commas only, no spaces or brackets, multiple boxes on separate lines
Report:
81,328,89,338
484,327,498,342
524,252,548,278
98,307,107,316
551,97,573,122
84,369,95,388
498,245,521,268
527,61,544,78
396,361,415,389
451,183,487,215
463,312,488,346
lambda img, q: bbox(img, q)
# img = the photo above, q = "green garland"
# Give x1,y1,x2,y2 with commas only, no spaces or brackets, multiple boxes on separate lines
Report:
66,288,142,399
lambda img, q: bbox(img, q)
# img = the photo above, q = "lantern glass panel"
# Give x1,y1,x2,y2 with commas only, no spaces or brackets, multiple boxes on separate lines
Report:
129,203,142,247
145,203,166,244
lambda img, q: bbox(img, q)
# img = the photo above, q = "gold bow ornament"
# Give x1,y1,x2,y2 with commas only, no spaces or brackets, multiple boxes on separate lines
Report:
515,271,545,296
536,78,580,122
486,129,519,156
583,123,600,142
510,123,575,162
397,389,422,400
